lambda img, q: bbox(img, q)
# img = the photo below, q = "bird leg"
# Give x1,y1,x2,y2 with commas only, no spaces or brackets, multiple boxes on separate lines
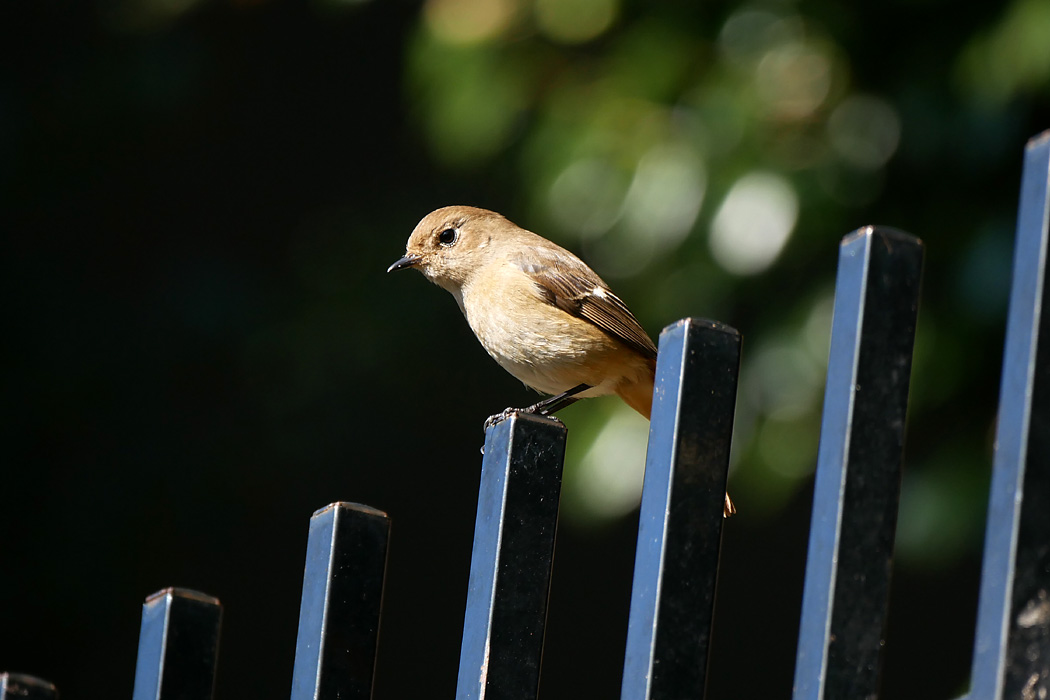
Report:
529,383,591,416
483,383,591,430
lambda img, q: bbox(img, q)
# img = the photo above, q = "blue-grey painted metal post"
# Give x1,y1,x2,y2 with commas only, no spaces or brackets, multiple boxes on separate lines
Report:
792,227,924,700
621,318,741,700
290,502,390,700
965,131,1050,700
456,412,567,700
0,673,58,700
131,588,222,700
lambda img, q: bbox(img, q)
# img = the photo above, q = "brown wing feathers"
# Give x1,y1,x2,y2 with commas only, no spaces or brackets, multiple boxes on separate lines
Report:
512,250,658,360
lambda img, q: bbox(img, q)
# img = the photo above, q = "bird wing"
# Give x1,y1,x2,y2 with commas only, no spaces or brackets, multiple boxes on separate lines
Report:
511,248,658,360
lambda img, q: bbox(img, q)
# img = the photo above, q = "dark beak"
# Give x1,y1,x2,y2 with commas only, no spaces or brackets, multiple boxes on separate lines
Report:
387,253,423,273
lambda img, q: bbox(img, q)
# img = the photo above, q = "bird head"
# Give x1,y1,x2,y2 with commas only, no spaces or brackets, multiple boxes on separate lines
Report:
387,205,506,293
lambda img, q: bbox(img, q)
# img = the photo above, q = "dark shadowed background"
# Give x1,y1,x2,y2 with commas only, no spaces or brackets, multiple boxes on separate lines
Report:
3,0,1049,697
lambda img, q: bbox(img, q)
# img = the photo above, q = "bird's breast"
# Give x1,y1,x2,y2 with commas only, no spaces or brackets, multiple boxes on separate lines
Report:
458,263,642,396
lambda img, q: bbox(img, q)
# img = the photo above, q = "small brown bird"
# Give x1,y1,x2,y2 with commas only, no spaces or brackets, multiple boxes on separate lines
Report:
389,205,735,517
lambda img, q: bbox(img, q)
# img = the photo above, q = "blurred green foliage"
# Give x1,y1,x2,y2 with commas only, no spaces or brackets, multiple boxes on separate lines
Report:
402,0,1048,569
3,0,1048,697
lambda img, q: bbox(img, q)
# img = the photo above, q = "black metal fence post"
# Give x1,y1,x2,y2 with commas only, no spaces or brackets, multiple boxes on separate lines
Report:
965,131,1050,700
620,318,742,700
12,135,1050,700
131,588,222,700
0,673,58,700
792,227,924,700
456,412,567,700
290,502,391,700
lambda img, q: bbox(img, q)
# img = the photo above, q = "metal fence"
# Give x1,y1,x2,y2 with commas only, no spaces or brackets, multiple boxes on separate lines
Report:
4,131,1048,700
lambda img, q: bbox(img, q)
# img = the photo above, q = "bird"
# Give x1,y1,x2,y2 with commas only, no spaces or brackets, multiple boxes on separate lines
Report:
388,205,735,517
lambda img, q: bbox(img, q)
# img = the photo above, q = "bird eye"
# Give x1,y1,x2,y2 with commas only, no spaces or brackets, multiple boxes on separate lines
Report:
438,228,458,246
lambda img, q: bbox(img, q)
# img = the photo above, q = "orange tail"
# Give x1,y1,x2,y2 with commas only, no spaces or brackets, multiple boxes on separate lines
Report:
615,374,654,420
616,368,737,518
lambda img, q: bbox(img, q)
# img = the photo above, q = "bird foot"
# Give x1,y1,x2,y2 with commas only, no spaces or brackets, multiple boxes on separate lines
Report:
483,384,588,432
483,406,565,432
483,407,519,431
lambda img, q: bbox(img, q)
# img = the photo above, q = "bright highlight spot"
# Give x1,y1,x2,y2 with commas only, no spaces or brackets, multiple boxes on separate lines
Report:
547,157,628,238
802,292,834,363
827,95,901,169
573,409,648,518
424,0,519,45
709,172,798,276
718,9,802,67
956,0,1050,103
621,145,706,250
754,42,832,120
534,0,618,44
748,340,822,419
